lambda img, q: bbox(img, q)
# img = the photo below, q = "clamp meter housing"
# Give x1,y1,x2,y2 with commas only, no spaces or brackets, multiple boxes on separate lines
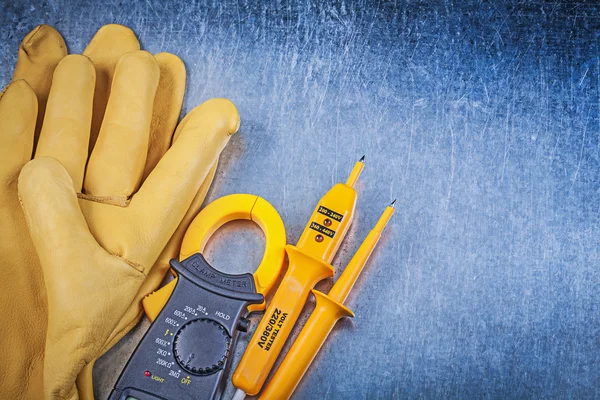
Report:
109,254,263,400
109,194,287,400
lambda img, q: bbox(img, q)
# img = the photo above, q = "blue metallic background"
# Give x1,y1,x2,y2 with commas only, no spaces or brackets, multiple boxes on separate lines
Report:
2,1,599,399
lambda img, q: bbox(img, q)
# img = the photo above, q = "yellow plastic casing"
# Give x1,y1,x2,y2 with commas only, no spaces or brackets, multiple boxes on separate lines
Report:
259,291,353,400
259,204,395,400
232,179,360,396
142,194,287,321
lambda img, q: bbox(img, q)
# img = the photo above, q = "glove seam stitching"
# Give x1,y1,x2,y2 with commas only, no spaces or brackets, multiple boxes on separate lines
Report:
112,253,146,274
77,192,130,207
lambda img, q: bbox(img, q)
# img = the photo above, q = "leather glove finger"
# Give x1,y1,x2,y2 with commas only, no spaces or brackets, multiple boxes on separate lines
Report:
34,55,95,190
143,52,186,180
82,24,140,152
0,80,42,400
84,50,160,199
84,51,188,198
12,25,66,144
0,81,37,191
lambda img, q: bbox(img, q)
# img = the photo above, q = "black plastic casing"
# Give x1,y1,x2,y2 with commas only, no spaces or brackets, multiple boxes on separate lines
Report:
109,254,263,400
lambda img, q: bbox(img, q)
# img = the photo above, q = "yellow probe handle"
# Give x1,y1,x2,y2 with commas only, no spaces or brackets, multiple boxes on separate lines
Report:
232,245,334,395
259,291,352,400
260,203,395,400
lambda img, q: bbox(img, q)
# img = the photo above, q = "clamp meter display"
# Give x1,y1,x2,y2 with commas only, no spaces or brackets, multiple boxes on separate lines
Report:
109,194,287,400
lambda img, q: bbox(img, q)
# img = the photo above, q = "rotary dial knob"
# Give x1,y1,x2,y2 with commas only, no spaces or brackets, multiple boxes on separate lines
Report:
173,318,231,375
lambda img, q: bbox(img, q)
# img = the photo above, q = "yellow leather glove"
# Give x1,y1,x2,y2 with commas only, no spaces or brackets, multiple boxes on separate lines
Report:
0,25,238,400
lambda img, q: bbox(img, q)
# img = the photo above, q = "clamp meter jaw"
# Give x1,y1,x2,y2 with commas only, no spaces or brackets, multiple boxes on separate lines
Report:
109,194,287,400
109,253,263,400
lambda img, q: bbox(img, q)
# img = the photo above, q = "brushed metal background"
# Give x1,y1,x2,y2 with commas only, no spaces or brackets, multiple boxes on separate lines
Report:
2,1,599,399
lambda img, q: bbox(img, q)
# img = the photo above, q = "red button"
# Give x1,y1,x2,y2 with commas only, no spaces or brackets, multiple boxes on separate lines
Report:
144,370,151,377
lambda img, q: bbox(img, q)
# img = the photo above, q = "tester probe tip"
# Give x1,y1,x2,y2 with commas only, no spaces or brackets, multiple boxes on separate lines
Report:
346,157,366,188
390,199,396,208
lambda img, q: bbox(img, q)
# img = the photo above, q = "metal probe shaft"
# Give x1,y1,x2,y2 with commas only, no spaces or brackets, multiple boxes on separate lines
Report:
345,155,365,188
259,201,395,400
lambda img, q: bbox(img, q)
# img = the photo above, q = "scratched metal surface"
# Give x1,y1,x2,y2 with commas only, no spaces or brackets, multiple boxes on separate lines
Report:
2,1,600,399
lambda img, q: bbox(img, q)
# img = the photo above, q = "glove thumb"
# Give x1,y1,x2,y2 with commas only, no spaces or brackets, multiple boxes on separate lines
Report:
18,157,146,400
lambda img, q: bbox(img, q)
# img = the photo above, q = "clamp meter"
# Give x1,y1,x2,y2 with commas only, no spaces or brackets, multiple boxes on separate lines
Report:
109,194,286,400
